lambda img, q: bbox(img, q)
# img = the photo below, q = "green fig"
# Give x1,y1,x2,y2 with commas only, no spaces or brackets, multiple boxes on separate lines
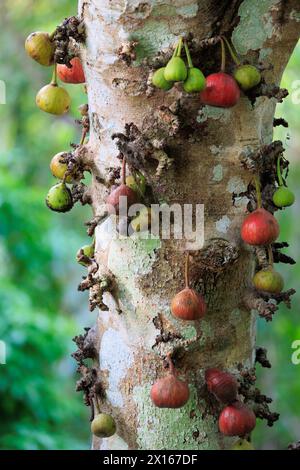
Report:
273,186,295,208
25,31,54,66
253,269,284,294
91,413,116,438
36,83,71,115
152,67,173,90
131,207,152,232
233,65,261,91
164,57,187,82
231,439,255,450
50,152,73,183
183,67,205,93
126,171,146,198
76,244,95,266
46,182,73,213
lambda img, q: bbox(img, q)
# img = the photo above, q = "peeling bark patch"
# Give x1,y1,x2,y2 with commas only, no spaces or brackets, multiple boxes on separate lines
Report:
132,385,220,450
212,165,223,182
197,107,231,124
100,434,129,450
99,328,134,407
215,216,231,234
232,0,278,55
226,176,247,194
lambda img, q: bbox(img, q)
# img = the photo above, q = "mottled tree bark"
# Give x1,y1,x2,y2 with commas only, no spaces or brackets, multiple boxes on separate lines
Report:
77,0,299,450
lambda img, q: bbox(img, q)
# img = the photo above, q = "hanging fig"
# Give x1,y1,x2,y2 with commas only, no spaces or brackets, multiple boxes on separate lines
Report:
152,67,173,90
46,182,73,213
234,65,261,91
36,66,71,115
200,39,240,107
219,401,256,437
150,354,189,408
164,37,187,82
106,158,138,214
76,243,95,266
205,368,238,404
91,413,116,438
253,269,284,294
241,208,279,246
171,252,206,320
57,57,85,84
25,31,54,66
273,156,295,207
183,42,205,93
50,152,73,183
222,37,261,91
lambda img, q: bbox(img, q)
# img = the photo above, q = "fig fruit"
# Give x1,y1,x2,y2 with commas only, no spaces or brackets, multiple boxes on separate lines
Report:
36,83,71,115
164,57,187,82
200,72,240,108
152,67,173,90
25,31,54,66
91,413,116,438
50,152,72,183
57,57,85,84
241,208,280,246
234,65,261,91
273,186,295,208
219,401,256,437
46,182,73,213
183,67,206,93
131,207,152,232
253,269,284,294
76,244,95,266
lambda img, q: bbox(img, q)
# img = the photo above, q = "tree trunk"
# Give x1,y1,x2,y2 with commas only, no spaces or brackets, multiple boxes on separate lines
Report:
77,0,299,450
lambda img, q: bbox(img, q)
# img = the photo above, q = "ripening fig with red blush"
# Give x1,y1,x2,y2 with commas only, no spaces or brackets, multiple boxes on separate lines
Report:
57,58,85,84
219,401,256,437
241,208,280,246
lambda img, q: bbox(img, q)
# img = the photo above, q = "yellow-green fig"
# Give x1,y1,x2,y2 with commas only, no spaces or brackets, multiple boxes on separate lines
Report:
164,57,187,82
76,244,95,266
46,182,73,213
152,67,173,90
50,152,73,183
253,268,284,294
25,31,54,66
231,439,254,450
183,68,205,93
234,65,261,91
91,413,116,438
273,186,295,208
36,83,71,115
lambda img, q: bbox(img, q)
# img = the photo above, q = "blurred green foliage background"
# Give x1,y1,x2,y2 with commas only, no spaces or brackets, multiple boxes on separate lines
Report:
0,0,299,451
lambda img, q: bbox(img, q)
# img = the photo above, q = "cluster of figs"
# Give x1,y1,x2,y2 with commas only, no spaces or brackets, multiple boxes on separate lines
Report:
151,356,255,449
241,168,294,295
152,36,262,107
25,28,120,441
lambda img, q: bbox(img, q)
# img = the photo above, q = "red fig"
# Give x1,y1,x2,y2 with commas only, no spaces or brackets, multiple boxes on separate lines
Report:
106,158,138,214
57,58,85,84
200,72,240,108
171,253,206,320
241,208,280,246
219,401,256,437
150,354,189,408
205,368,238,404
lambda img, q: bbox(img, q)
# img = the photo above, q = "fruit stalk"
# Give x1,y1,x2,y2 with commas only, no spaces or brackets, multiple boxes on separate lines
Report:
220,37,226,73
184,42,193,68
254,176,262,209
185,251,190,288
276,155,284,186
222,36,240,66
267,245,274,268
51,63,58,86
